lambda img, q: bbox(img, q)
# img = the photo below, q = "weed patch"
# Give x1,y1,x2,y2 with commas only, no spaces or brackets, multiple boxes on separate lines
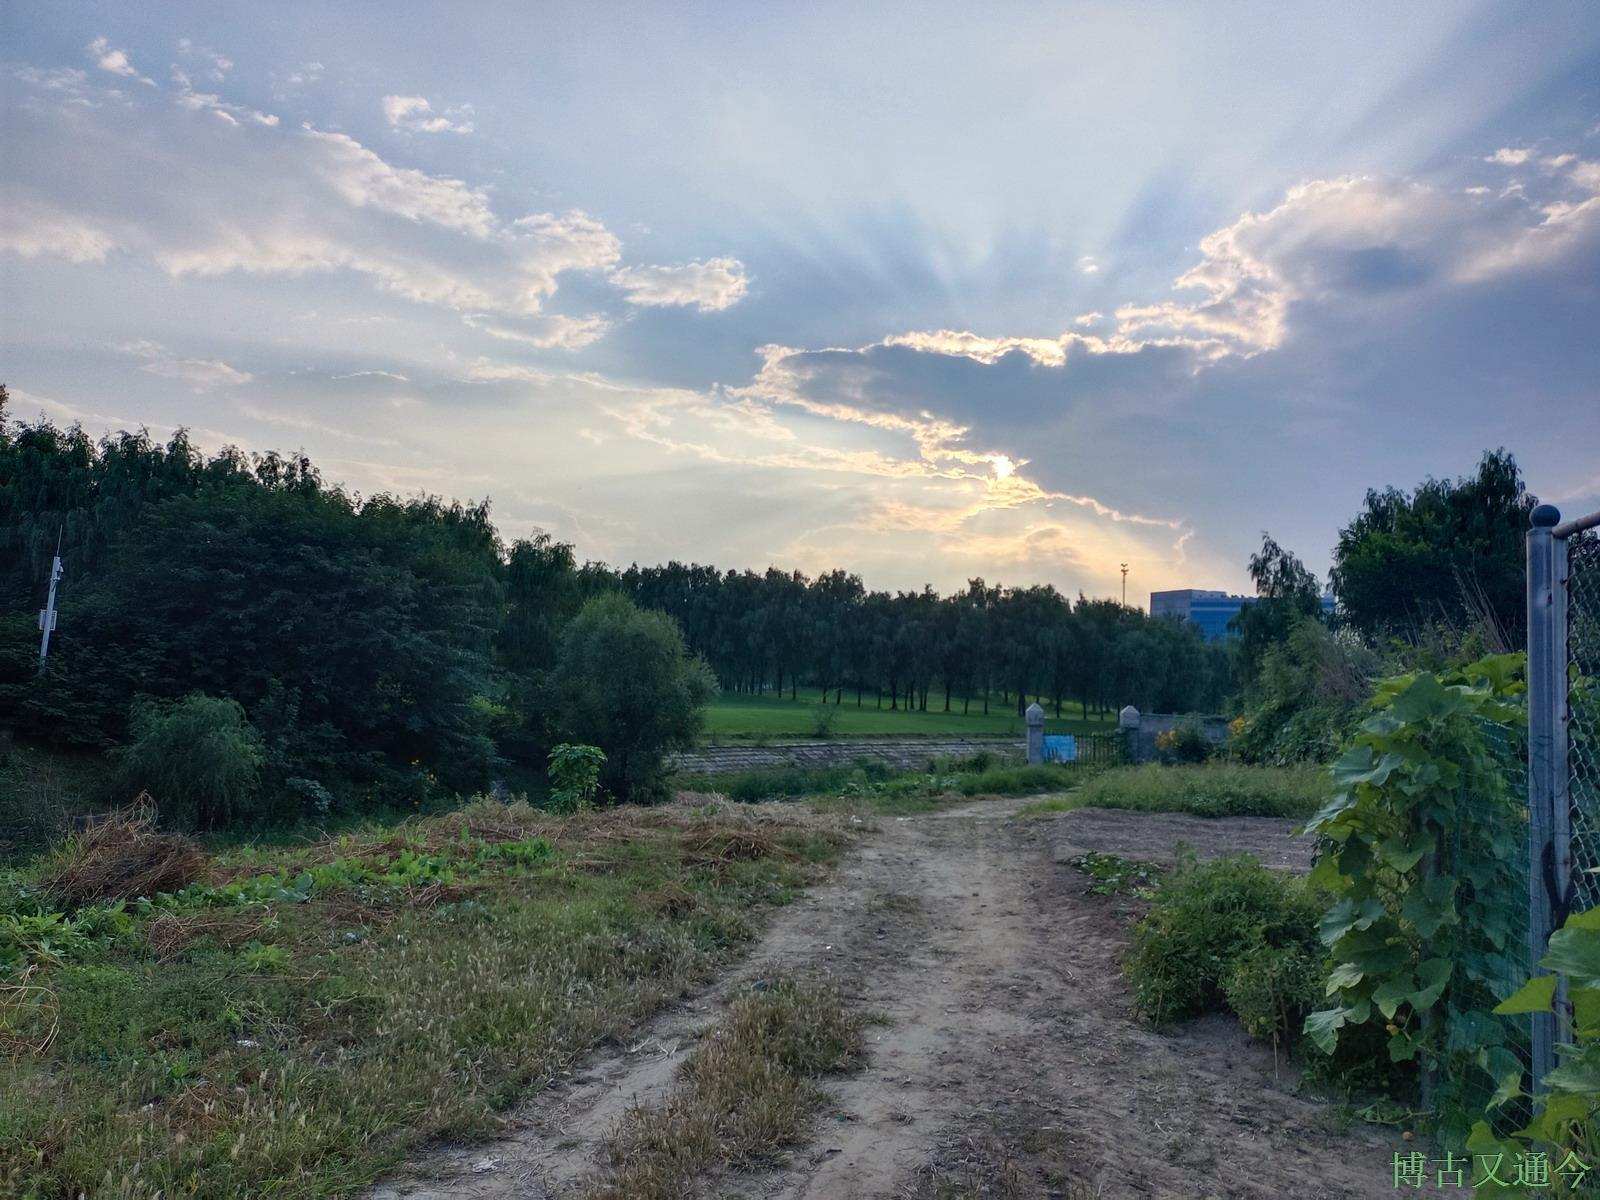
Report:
0,799,846,1199
1125,853,1322,1029
1070,763,1324,820
1070,851,1162,898
585,977,862,1198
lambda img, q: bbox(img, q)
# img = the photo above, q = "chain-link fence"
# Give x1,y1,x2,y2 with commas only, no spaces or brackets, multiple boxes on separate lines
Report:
1527,504,1600,1092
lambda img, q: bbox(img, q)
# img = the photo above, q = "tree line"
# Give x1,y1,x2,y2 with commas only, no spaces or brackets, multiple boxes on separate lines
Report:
1,383,1544,817
607,563,1234,718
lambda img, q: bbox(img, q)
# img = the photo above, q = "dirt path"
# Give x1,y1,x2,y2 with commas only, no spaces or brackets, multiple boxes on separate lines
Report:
370,797,1396,1200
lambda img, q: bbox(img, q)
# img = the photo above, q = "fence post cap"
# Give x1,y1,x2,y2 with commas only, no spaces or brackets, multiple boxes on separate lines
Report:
1024,702,1045,726
1118,705,1141,728
1531,504,1562,528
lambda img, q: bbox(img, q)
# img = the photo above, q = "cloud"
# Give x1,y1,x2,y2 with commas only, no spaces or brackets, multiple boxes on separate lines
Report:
1077,255,1100,274
382,94,474,135
463,312,612,350
86,36,154,86
4,70,636,330
282,62,323,87
1485,146,1536,165
176,39,233,82
0,197,116,262
120,339,252,390
171,69,279,126
331,369,410,382
609,257,749,311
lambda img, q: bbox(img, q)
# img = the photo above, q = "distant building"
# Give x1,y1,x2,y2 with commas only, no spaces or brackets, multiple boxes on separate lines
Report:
1151,588,1336,642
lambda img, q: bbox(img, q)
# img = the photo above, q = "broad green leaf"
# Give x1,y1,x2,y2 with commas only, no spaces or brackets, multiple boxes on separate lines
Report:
1305,853,1344,890
1484,1046,1524,1108
1320,896,1386,945
1407,958,1452,1012
1304,787,1357,832
1387,1029,1420,1062
1542,926,1600,989
1573,988,1600,1037
1377,833,1429,873
1566,906,1600,932
1388,672,1466,723
1401,890,1456,939
1545,1058,1600,1094
1494,974,1557,1015
1325,960,1364,995
1372,974,1414,1020
1304,1007,1347,1055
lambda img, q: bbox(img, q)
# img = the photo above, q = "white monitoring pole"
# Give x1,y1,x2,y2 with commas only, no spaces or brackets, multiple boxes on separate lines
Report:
38,539,63,673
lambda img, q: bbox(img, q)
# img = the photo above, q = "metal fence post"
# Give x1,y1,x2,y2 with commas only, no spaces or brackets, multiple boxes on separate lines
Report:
1528,503,1568,1088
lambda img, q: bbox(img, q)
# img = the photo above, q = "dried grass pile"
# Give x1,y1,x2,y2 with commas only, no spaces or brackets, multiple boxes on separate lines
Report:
41,798,207,908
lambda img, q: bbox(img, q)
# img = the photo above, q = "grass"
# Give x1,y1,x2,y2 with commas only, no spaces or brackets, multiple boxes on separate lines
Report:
1021,762,1325,820
0,798,849,1199
685,756,1092,810
704,688,1114,742
585,977,862,1198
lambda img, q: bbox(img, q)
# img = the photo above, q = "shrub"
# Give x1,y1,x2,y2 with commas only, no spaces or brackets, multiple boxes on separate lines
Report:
707,761,897,803
550,594,717,804
547,743,605,814
809,704,839,739
1154,718,1212,764
1223,942,1324,1048
1073,762,1324,819
1126,853,1321,1026
114,694,265,829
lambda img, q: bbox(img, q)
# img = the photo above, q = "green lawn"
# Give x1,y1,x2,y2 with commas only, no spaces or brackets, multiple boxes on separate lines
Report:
703,687,1114,742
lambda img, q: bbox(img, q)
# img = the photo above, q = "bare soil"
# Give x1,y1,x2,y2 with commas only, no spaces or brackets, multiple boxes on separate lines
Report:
369,796,1396,1200
1050,805,1317,872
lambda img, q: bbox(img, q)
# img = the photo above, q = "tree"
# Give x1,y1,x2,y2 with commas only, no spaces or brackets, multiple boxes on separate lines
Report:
1331,449,1534,648
115,694,265,830
549,593,716,803
1234,533,1323,687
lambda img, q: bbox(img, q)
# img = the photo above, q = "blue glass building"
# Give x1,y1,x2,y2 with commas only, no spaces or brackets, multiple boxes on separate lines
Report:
1151,589,1336,641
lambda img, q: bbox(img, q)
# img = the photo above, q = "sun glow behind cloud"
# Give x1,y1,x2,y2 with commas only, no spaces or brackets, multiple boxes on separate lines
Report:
3,5,1598,603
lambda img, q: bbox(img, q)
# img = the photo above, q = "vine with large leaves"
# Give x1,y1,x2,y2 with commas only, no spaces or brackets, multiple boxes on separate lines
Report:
1304,652,1528,1142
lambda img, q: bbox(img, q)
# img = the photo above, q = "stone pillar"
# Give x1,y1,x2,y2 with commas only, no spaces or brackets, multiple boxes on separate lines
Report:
1118,705,1141,764
1025,702,1045,764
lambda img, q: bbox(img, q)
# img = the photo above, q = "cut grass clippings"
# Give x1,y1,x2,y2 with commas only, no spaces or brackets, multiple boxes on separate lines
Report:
0,798,849,1199
584,977,863,1199
1022,762,1324,820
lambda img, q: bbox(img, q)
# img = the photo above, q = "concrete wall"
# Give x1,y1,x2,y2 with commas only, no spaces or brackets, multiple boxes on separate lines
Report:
1121,712,1231,764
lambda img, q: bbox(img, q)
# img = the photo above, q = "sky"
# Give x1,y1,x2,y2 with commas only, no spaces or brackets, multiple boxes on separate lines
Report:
3,1,1599,605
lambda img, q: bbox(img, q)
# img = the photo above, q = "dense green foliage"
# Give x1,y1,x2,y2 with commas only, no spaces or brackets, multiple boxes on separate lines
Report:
691,756,1082,805
1071,762,1326,819
115,695,265,830
616,566,1233,718
1126,853,1323,1032
546,743,606,814
1481,907,1600,1178
1,406,1235,828
550,595,717,803
1331,449,1534,648
1,417,513,815
1231,618,1379,765
1304,653,1527,1141
1234,532,1327,685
